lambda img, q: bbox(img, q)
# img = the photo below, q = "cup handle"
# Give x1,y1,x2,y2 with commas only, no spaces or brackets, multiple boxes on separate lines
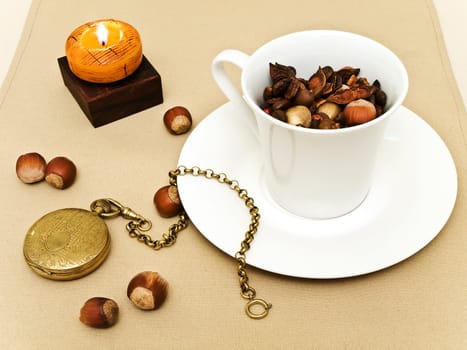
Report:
211,49,258,138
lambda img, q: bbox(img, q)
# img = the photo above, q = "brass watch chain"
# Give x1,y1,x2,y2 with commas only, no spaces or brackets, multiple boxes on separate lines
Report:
91,166,271,320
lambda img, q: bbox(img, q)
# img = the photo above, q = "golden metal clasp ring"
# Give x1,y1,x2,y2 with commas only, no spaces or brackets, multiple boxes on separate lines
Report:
90,199,152,230
90,198,122,218
245,299,272,319
109,199,152,231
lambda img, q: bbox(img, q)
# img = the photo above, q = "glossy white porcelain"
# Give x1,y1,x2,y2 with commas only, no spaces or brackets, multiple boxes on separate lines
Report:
212,30,409,218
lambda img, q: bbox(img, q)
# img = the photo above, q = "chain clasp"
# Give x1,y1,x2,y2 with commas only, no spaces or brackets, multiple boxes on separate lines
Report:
90,198,152,231
245,298,272,320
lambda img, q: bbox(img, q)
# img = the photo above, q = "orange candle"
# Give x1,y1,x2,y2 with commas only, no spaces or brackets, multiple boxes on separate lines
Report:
65,19,143,83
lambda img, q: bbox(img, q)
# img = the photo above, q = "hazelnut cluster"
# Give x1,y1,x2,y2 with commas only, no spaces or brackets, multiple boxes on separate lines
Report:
16,152,77,189
262,63,387,129
79,271,169,329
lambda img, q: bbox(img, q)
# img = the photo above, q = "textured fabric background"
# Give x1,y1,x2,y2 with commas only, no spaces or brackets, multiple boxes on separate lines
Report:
0,0,465,348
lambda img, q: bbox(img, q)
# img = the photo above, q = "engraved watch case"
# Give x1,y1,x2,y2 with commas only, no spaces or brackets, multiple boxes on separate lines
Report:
23,208,111,280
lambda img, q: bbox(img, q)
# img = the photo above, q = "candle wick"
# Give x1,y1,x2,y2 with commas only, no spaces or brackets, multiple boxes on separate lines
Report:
101,41,106,46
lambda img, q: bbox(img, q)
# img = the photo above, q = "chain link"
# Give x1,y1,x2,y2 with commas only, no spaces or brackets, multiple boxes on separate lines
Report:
170,166,271,319
125,213,188,250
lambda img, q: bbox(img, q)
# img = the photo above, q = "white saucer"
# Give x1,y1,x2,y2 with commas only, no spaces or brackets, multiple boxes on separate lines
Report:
177,101,457,278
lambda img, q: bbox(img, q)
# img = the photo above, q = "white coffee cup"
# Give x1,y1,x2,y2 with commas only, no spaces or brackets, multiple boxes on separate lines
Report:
212,30,408,219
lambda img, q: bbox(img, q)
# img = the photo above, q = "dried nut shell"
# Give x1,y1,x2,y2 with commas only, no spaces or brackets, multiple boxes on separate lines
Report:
16,152,47,184
272,78,291,96
79,297,119,328
308,68,327,98
286,105,312,128
343,99,377,126
269,62,296,83
375,89,387,108
336,66,360,82
293,87,314,106
327,74,343,94
318,118,340,129
346,74,358,87
127,271,168,310
263,86,274,101
357,77,371,87
267,97,292,110
271,109,287,122
283,79,302,99
322,66,334,80
355,85,377,99
326,88,358,105
375,104,384,117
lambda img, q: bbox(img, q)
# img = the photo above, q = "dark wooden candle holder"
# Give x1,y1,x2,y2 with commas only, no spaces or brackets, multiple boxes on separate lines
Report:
58,55,163,127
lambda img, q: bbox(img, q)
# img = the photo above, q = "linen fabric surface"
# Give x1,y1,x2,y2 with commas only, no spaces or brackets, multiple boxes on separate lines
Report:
0,0,465,348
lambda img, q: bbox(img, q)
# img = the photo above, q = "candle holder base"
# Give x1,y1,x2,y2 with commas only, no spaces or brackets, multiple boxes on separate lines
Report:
58,55,163,127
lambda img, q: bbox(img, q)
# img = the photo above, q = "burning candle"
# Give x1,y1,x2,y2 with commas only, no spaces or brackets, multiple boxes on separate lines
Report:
65,19,143,83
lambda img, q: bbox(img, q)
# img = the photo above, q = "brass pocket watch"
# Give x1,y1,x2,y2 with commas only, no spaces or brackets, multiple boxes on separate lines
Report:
22,198,150,281
23,208,110,280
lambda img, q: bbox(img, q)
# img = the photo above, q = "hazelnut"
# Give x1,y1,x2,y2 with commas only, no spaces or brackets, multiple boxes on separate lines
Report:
127,271,168,310
317,102,341,120
16,152,47,184
153,185,182,218
45,156,77,189
79,297,119,328
343,99,377,126
293,87,314,106
285,105,312,128
163,106,192,135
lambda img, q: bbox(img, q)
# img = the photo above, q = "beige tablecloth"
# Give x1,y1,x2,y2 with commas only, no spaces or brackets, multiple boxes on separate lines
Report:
1,0,466,349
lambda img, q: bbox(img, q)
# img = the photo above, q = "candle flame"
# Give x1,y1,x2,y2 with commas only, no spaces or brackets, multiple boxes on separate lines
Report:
96,23,108,46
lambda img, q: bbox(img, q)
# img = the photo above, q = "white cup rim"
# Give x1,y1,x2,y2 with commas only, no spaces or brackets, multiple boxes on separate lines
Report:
241,30,409,134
